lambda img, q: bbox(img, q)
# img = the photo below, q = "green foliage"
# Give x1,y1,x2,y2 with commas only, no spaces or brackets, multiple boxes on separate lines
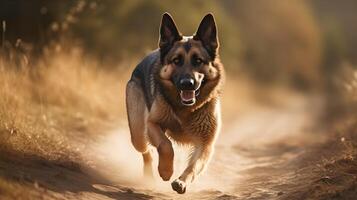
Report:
71,0,241,65
2,0,357,88
71,0,323,87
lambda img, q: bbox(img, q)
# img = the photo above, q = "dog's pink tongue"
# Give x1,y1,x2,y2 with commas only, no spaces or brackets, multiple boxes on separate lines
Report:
180,90,195,101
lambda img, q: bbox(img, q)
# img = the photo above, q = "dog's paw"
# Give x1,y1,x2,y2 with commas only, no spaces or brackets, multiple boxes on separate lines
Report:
171,179,186,194
158,168,173,181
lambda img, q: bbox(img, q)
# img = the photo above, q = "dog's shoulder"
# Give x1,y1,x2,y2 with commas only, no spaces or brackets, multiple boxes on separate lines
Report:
132,49,160,80
130,49,161,109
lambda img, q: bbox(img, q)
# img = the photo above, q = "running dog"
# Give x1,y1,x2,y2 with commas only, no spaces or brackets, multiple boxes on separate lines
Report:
126,12,224,194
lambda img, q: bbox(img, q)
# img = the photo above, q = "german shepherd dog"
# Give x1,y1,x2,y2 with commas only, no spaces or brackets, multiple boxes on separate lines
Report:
126,13,224,194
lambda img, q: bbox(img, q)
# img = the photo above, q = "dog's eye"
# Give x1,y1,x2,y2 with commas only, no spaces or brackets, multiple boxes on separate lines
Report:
196,58,203,64
192,58,203,66
172,57,182,65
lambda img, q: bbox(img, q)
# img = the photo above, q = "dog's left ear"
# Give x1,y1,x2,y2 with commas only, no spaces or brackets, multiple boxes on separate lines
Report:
159,13,182,50
193,13,219,58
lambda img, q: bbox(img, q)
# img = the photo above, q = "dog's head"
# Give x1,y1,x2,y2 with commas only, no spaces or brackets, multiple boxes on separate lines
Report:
158,13,222,107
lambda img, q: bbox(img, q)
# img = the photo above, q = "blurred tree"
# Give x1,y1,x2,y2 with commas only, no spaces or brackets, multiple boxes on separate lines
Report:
72,0,241,66
0,0,74,53
2,0,357,91
220,0,322,89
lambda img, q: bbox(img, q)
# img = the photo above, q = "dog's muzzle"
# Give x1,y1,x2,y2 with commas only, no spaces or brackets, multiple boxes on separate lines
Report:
178,77,200,106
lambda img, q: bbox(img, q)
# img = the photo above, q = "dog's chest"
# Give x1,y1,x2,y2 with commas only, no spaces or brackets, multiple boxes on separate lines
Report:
165,107,218,142
150,96,218,142
160,113,182,133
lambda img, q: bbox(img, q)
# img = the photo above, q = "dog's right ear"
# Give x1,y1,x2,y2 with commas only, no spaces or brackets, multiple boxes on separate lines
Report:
159,13,182,50
193,13,219,59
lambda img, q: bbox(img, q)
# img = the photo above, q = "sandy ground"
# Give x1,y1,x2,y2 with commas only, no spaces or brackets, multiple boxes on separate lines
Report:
82,90,326,200
15,87,320,200
2,84,351,200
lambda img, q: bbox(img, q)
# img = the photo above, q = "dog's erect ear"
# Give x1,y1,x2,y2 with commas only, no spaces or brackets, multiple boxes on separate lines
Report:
193,13,219,58
159,13,182,50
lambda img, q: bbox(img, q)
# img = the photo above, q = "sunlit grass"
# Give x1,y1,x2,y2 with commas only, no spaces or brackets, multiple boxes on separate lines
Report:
0,44,131,163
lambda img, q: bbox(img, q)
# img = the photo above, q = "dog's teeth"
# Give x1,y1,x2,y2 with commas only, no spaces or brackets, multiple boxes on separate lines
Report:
180,90,195,101
180,90,196,106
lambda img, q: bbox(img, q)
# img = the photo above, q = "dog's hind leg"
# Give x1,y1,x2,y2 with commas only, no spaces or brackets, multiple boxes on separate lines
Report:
126,78,153,178
142,150,153,178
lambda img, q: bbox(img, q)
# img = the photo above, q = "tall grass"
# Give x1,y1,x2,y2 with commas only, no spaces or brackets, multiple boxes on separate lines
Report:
0,43,130,162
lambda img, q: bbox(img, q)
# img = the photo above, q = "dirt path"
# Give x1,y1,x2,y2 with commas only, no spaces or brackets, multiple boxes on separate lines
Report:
0,89,328,200
82,92,325,200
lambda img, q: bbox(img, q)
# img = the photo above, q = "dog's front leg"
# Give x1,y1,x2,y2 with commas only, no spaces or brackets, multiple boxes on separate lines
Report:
147,121,174,181
171,144,214,194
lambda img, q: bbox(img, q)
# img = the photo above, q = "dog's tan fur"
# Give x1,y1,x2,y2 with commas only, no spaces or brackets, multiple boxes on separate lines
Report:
126,13,224,194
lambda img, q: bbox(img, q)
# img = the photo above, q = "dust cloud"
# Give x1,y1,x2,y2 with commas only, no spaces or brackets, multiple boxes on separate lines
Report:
86,83,327,198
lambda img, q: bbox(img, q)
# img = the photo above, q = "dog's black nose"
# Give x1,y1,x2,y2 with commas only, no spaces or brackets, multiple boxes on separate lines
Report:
179,78,195,90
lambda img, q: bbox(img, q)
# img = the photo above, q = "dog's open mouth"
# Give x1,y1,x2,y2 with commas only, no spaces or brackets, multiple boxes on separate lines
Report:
180,90,200,106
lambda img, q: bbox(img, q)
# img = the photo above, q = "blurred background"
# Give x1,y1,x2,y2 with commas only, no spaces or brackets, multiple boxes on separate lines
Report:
1,1,357,199
1,0,357,117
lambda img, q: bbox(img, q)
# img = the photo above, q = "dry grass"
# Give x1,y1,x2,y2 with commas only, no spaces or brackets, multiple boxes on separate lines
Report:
0,44,134,198
0,45,128,151
281,119,357,200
